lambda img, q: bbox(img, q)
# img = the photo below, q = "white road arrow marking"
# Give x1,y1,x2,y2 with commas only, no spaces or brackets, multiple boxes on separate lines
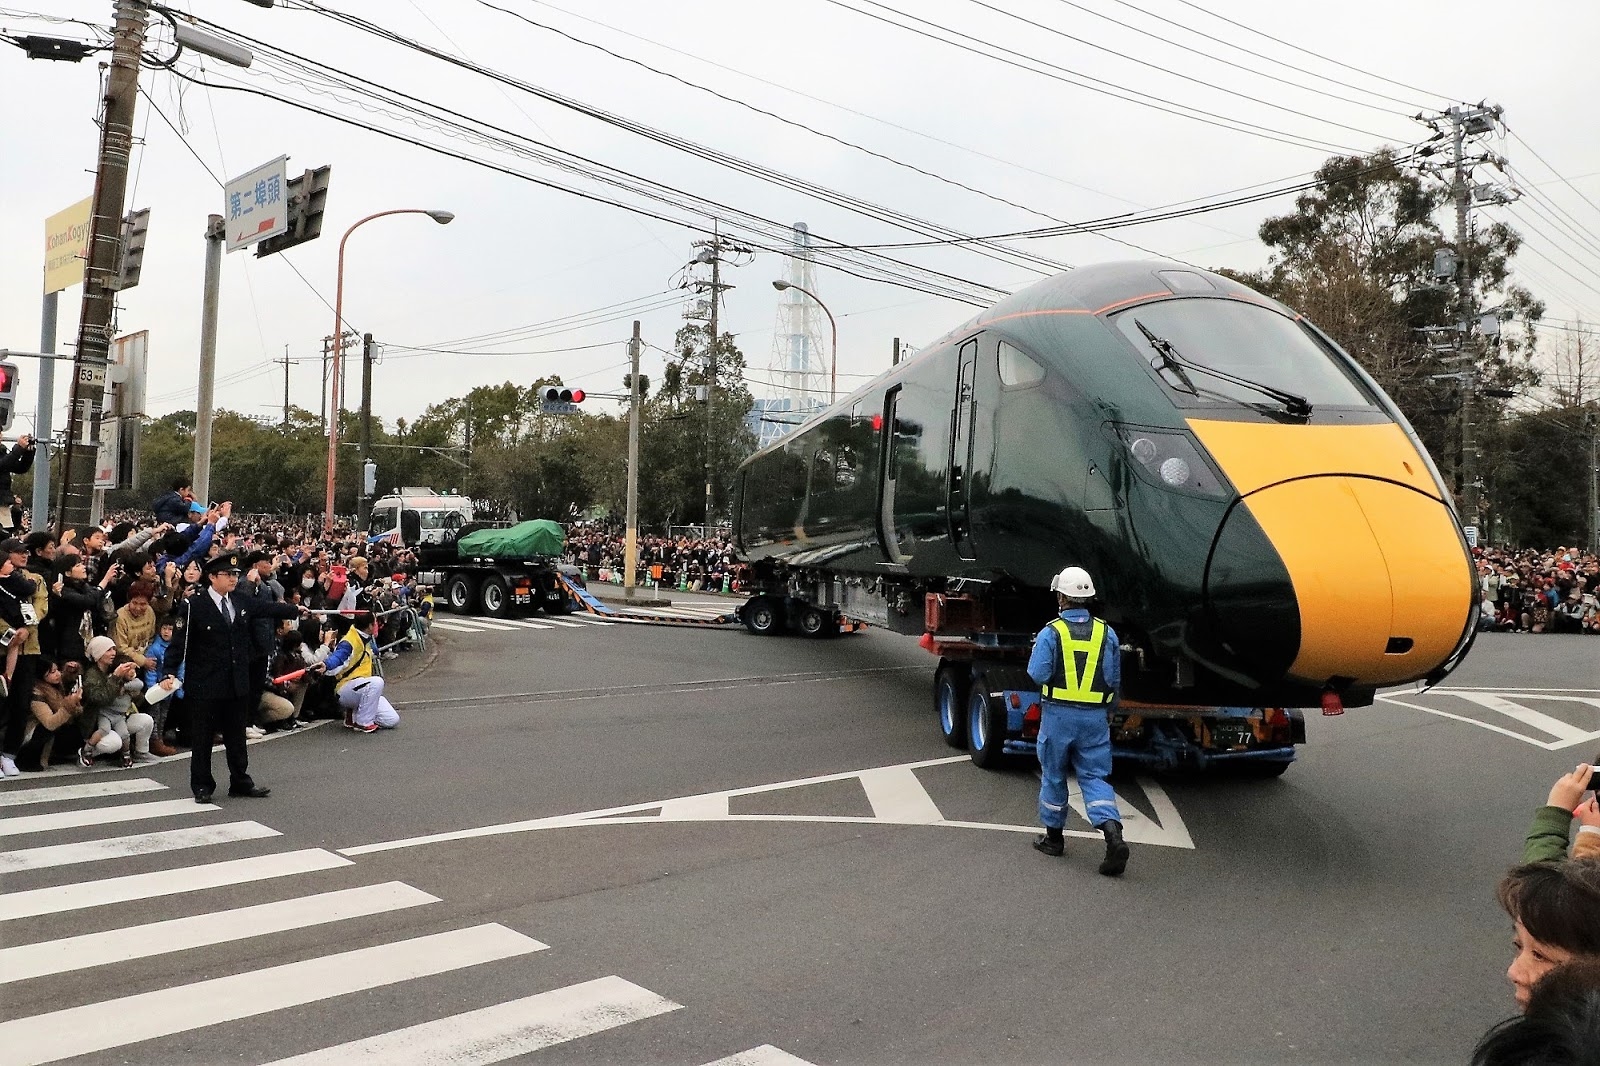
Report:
1378,689,1600,750
342,755,1196,855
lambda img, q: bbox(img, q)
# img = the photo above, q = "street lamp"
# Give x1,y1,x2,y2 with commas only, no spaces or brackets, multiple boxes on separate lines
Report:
324,208,454,534
772,279,838,404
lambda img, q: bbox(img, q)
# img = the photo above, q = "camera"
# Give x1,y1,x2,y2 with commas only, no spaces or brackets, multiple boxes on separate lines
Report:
0,628,16,648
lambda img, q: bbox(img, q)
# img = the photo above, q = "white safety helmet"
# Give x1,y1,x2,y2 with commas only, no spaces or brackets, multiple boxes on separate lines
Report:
1050,565,1096,599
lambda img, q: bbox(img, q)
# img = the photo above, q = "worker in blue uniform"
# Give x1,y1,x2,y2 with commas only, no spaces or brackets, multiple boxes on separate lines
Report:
1027,565,1130,877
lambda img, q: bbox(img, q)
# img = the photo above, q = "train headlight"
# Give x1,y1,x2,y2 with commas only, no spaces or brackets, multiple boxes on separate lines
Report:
1112,424,1231,498
1158,457,1192,487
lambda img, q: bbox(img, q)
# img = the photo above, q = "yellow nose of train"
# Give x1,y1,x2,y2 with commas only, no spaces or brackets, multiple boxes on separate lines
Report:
1192,420,1476,690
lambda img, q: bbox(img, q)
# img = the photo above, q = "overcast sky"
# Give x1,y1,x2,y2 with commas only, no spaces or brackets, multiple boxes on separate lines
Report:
3,0,1597,437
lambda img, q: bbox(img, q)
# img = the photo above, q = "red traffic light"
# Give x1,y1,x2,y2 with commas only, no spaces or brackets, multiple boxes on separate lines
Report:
0,365,14,394
569,389,584,403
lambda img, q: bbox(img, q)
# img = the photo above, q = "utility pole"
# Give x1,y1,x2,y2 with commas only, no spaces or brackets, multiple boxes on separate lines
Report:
625,320,642,599
33,294,58,532
1589,407,1598,555
1450,107,1480,532
58,0,149,529
276,347,291,430
193,214,224,506
695,223,728,529
357,331,374,529
320,335,330,436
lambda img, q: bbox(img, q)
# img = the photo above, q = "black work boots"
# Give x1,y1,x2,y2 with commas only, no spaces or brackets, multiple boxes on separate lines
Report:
1098,820,1129,877
1031,828,1065,857
1032,822,1130,877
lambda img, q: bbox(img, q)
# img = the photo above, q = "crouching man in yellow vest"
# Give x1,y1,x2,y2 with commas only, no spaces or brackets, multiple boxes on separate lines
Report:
1025,565,1129,877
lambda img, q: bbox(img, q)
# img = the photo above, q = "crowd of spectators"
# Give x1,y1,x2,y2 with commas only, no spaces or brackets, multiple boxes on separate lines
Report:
1476,546,1600,634
564,526,742,592
0,478,430,776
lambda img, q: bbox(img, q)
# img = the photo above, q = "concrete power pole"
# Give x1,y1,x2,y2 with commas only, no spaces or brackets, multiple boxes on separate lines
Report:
58,0,149,529
703,228,722,530
624,320,642,599
1450,108,1481,533
277,348,291,430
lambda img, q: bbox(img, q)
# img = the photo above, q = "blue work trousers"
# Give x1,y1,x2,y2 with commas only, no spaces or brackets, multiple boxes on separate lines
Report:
1037,702,1121,830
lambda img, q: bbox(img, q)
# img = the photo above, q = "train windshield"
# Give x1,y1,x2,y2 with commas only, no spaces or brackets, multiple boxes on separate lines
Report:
1112,299,1376,411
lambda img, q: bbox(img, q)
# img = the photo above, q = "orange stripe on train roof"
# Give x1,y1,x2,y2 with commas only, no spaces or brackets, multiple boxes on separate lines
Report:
977,292,1278,329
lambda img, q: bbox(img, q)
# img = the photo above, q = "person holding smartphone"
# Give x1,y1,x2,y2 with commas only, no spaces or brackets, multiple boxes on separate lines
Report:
1523,761,1600,864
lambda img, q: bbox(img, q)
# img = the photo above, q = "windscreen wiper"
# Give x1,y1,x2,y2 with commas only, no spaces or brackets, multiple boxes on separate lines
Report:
1133,319,1313,418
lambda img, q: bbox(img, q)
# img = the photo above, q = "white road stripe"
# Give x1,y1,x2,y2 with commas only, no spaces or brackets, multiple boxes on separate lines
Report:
857,765,944,824
431,618,502,630
497,618,554,629
0,821,279,873
535,617,584,628
618,606,726,619
700,1046,818,1066
0,778,167,807
446,617,519,630
0,881,439,983
0,848,351,922
565,614,610,625
1453,692,1593,743
0,797,222,837
258,975,680,1065
428,620,487,632
0,923,547,1066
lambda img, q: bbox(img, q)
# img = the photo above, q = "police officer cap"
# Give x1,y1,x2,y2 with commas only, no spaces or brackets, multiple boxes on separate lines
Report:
204,553,243,576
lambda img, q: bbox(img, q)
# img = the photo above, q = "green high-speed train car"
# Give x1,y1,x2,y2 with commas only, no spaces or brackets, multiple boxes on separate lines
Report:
731,261,1477,710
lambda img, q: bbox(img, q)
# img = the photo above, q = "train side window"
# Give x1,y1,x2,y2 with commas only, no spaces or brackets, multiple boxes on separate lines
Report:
998,340,1045,389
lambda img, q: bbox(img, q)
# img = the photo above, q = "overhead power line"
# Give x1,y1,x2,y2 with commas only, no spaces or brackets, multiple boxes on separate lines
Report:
816,0,1373,155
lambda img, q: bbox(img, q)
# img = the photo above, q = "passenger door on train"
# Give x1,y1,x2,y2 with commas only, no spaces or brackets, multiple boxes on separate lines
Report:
878,347,955,567
947,338,979,560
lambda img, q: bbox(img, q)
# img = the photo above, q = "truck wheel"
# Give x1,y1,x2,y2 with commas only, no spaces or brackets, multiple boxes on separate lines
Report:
967,687,1008,769
479,575,512,618
935,664,970,749
795,605,831,637
743,596,783,636
446,575,478,614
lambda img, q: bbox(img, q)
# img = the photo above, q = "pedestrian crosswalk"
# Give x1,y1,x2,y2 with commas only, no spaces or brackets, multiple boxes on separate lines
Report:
429,600,737,636
0,777,819,1065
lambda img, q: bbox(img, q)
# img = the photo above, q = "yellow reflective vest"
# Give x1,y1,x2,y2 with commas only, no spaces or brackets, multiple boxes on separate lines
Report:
1041,617,1114,705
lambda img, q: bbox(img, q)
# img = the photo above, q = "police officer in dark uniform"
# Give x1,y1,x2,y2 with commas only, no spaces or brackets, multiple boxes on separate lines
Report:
162,552,302,804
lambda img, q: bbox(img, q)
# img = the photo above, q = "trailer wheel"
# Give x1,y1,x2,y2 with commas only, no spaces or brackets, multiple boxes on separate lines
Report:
967,687,1008,769
445,575,478,614
795,605,830,637
743,596,783,636
479,575,512,618
935,664,969,749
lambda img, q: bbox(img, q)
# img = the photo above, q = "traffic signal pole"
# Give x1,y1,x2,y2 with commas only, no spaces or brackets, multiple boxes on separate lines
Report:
192,215,224,506
33,292,57,530
357,331,374,529
59,0,149,530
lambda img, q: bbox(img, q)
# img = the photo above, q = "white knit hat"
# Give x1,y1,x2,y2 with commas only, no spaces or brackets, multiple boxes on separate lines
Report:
86,635,116,662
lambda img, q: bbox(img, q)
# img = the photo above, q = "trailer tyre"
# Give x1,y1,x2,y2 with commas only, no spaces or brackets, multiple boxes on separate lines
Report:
967,687,1008,769
445,575,478,614
743,596,783,636
795,605,831,638
935,664,970,750
479,575,512,618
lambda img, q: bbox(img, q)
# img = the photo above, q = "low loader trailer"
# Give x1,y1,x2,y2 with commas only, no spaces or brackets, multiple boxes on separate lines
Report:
734,578,1306,775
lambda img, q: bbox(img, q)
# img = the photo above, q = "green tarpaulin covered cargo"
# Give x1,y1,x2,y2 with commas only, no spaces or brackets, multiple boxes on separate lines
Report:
456,520,565,559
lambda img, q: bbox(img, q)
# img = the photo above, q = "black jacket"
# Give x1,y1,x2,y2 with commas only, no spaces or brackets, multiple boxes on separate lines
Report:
151,490,190,527
164,590,300,700
0,442,35,498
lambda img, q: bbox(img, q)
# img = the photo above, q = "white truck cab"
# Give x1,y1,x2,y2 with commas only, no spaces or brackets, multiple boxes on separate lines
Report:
368,488,473,546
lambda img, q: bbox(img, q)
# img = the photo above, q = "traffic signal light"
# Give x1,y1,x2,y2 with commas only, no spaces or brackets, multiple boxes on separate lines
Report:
539,386,585,414
0,361,18,432
114,208,150,291
255,165,332,258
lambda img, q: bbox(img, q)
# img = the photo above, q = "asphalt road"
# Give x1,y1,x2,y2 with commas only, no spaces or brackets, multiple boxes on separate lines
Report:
4,606,1598,1065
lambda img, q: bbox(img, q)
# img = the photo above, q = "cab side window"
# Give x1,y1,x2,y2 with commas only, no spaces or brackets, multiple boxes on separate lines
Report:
998,340,1046,389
